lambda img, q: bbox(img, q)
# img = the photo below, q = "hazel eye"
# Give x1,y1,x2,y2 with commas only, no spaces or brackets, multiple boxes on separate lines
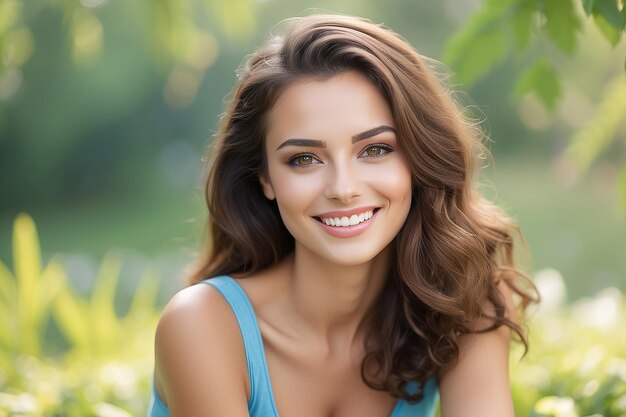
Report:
287,153,320,167
360,144,392,158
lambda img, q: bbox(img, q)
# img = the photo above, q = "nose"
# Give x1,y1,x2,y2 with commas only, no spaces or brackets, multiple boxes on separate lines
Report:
324,160,362,203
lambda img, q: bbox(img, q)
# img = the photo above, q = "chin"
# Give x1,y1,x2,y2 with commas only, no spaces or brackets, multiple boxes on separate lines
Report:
311,244,390,267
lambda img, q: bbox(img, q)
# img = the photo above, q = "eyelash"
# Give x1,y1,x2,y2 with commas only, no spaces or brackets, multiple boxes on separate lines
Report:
286,143,394,167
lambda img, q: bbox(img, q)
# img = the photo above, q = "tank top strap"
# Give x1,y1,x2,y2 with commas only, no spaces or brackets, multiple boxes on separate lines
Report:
201,275,279,416
393,377,440,417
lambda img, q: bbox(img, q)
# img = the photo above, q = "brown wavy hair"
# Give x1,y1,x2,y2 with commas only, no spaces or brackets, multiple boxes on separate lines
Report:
186,13,539,403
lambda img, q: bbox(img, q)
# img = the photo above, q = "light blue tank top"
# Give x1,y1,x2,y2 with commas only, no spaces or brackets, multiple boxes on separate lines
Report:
148,275,439,417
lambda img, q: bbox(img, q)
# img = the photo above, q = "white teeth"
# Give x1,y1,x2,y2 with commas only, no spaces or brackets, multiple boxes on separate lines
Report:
319,210,375,227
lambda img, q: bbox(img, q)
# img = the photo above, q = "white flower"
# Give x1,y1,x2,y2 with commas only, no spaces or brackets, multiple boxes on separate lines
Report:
533,268,567,313
534,396,578,417
572,287,622,329
94,403,133,417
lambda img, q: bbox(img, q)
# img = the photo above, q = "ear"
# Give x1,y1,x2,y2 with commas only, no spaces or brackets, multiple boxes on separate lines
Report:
259,171,276,200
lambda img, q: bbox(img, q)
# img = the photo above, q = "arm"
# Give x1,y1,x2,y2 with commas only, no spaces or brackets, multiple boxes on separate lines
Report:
154,284,251,417
438,282,516,417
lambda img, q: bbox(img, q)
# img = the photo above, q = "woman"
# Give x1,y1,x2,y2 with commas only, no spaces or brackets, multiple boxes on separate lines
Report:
148,13,539,417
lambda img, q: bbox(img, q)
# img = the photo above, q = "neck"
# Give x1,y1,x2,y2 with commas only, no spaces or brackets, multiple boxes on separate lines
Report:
284,243,393,359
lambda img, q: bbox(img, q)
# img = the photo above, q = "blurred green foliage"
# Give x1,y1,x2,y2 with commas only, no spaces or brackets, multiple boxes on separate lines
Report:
0,214,159,416
0,0,258,210
1,215,626,415
444,0,625,105
510,270,626,416
444,0,626,211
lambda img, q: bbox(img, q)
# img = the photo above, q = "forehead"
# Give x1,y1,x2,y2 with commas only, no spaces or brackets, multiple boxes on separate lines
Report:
265,70,393,144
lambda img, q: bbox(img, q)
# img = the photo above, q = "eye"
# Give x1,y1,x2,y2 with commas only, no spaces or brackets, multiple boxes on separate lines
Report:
359,143,393,158
287,153,321,167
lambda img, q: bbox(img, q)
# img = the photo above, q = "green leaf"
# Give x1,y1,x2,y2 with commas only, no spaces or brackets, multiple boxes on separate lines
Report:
13,213,41,356
210,0,257,41
564,75,626,174
510,0,536,50
0,0,21,35
445,25,508,85
540,0,582,54
0,260,16,306
38,258,66,321
593,12,623,46
126,267,159,321
0,350,12,381
53,279,91,352
0,300,15,350
91,251,122,356
443,0,516,85
591,0,625,29
514,60,562,110
582,0,595,15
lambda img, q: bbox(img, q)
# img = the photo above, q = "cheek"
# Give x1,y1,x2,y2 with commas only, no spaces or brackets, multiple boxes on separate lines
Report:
369,161,413,202
270,168,321,214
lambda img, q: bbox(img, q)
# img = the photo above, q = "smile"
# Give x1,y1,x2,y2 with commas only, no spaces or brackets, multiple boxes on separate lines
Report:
318,209,375,227
312,207,381,238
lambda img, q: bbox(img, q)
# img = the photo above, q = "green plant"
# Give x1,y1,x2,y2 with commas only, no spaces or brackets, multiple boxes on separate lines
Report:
0,214,64,367
52,251,160,363
511,270,626,416
0,213,160,416
444,0,626,108
444,0,626,213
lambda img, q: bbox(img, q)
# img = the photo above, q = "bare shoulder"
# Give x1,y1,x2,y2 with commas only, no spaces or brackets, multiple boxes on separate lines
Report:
154,281,250,417
438,281,516,417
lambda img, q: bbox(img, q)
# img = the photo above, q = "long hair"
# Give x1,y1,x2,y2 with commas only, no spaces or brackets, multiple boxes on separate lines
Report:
186,13,539,403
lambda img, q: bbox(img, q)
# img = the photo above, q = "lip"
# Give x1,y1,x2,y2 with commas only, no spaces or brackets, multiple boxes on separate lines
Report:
313,207,381,238
315,206,379,219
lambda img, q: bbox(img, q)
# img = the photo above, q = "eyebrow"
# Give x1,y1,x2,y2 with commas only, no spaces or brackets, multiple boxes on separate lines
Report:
275,125,396,151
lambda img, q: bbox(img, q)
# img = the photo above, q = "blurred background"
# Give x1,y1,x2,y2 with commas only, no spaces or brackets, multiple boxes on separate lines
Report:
1,0,625,416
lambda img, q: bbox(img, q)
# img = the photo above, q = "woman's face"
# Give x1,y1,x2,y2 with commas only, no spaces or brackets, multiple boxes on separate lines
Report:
260,70,413,266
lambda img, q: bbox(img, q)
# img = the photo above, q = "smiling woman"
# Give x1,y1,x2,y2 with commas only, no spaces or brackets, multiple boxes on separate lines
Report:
147,12,539,417
258,71,413,266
